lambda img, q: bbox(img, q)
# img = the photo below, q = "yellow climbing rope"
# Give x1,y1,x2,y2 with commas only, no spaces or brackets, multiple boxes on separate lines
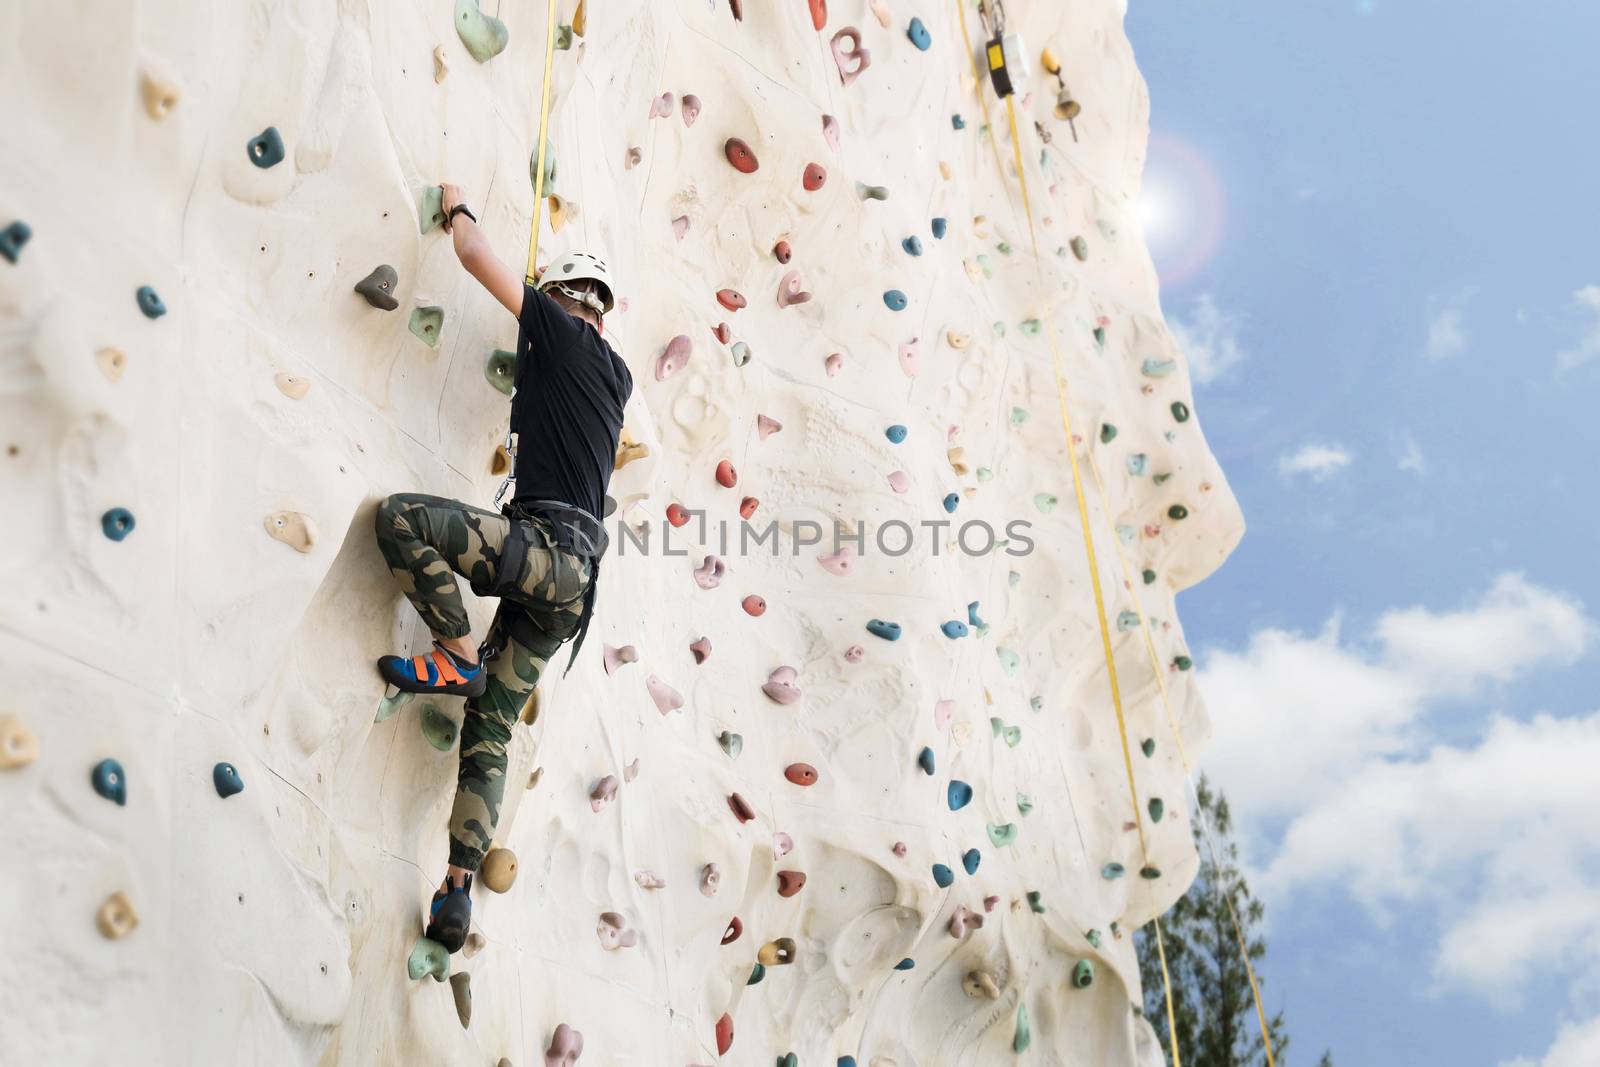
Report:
524,0,561,285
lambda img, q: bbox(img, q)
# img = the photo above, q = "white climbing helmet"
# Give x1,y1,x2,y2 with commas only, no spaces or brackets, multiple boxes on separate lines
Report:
538,250,616,315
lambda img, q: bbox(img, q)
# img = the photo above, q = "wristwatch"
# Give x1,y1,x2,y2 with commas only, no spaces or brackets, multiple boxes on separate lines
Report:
447,203,478,225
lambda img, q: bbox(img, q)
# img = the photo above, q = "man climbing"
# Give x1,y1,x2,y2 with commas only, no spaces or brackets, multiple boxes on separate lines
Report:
372,183,632,953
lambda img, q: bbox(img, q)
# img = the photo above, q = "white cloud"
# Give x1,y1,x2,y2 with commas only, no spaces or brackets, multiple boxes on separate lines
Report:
1169,294,1245,385
1425,307,1467,360
1277,443,1352,481
1555,285,1600,373
1500,1015,1600,1067
1397,433,1426,475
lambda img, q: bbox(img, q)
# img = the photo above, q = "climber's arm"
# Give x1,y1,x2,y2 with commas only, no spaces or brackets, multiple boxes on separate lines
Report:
440,183,523,318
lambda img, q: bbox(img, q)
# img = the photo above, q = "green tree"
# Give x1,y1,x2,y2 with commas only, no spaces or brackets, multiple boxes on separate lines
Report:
1135,776,1318,1066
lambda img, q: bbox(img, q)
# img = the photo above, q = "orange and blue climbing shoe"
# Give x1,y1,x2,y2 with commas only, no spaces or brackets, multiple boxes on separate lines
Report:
378,643,486,698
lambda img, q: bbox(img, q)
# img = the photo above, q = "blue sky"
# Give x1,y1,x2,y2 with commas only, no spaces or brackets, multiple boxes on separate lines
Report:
1124,2,1600,1064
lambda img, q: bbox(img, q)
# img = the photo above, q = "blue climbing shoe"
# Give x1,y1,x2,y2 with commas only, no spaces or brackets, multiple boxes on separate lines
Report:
425,873,473,954
378,643,486,698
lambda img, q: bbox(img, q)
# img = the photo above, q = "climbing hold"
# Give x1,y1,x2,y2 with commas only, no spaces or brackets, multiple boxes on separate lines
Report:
773,240,792,263
140,71,179,119
715,458,738,487
1128,453,1149,476
952,114,966,130
715,1014,734,1056
604,644,639,674
690,636,713,663
817,549,853,576
693,555,726,590
1069,959,1095,990
917,747,935,775
856,182,890,201
420,704,458,751
831,27,871,85
1142,568,1158,585
1101,863,1125,880
778,269,812,307
546,1023,584,1067
809,0,828,31
1140,866,1162,880
0,716,39,770
1172,401,1191,423
1003,725,1021,747
419,186,447,233
1034,493,1058,513
432,45,449,82
716,289,747,312
777,870,807,897
940,621,969,639
450,972,473,1029
730,341,753,367
784,763,818,787
454,0,510,62
987,823,1017,847
1148,797,1165,823
741,594,767,617
672,215,691,241
887,470,910,493
934,700,956,731
907,17,931,50
682,94,702,127
931,864,955,888
962,848,980,876
212,762,243,798
625,146,642,170
615,431,649,470
724,138,760,173
407,936,450,982
1168,504,1189,521
844,644,864,663
91,758,127,805
1094,325,1107,347
762,666,802,705
480,847,518,892
597,911,639,950
1070,235,1089,261
932,217,948,239
821,113,841,151
773,832,794,860
893,959,915,973
728,792,756,823
0,220,31,264
96,891,139,940
1141,738,1156,757
1025,890,1046,914
1175,655,1194,671
1142,357,1178,378
948,906,983,939
803,162,828,191
246,126,285,169
646,675,684,715
480,350,518,396
408,306,444,347
700,863,722,897
866,619,901,641
883,290,908,311
947,780,972,810
1100,423,1118,443
101,508,136,541
739,496,759,519
757,414,783,439
262,510,318,554
997,647,1020,676
351,264,400,311
942,493,959,514
95,346,128,382
589,775,618,811
136,285,166,319
901,235,923,257
964,970,1000,999
1117,611,1140,632
825,352,844,376
1013,1003,1032,1053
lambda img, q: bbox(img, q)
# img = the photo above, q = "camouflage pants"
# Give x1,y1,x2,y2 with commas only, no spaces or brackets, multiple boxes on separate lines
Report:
374,493,591,871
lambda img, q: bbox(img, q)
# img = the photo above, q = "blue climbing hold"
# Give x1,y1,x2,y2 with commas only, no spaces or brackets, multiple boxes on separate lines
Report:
1127,453,1148,476
902,235,923,256
895,957,916,970
907,17,931,50
941,620,969,639
247,126,285,169
967,602,985,627
213,762,244,798
942,492,958,514
840,1059,858,1067
932,864,954,888
886,424,908,444
91,758,127,805
866,619,902,641
948,779,973,810
0,220,32,264
884,289,908,311
917,746,936,775
931,217,947,239
962,848,980,875
951,114,966,130
101,508,136,541
136,285,166,319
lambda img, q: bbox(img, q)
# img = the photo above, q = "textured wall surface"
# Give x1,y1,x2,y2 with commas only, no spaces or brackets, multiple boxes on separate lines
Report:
0,1,1242,1064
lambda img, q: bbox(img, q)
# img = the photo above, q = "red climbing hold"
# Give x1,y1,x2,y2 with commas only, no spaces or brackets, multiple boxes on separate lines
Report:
716,1013,734,1055
740,496,759,519
717,289,747,312
803,162,827,191
774,240,792,263
728,0,743,20
725,137,759,173
666,502,690,528
809,0,827,31
722,916,743,944
776,870,808,897
716,459,738,487
784,763,818,786
712,322,731,344
728,792,756,823
742,594,767,617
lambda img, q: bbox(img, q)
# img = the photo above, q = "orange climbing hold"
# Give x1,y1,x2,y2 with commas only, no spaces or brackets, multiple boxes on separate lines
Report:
809,0,827,31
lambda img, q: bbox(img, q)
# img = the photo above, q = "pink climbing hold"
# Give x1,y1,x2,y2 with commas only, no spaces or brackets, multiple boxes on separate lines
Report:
887,470,911,493
717,289,747,312
803,162,827,191
603,644,638,675
725,137,760,173
899,338,921,377
844,644,864,663
822,114,840,151
666,502,691,527
690,636,713,664
757,414,783,439
693,554,726,589
777,870,807,897
831,27,871,86
934,699,956,730
712,322,731,344
739,496,759,519
809,0,827,31
722,917,743,945
589,774,619,812
672,215,690,240
741,594,767,617
624,757,641,782
784,763,818,786
716,459,738,487
774,240,792,263
728,792,756,823
597,912,638,950
682,94,702,127
818,548,854,576
984,895,1000,912
546,1023,584,1067
649,92,675,119
656,334,692,381
825,352,844,376
762,666,802,705
892,841,908,857
773,831,794,859
949,905,984,939
778,270,812,308
646,674,684,715
716,1014,734,1056
701,863,722,897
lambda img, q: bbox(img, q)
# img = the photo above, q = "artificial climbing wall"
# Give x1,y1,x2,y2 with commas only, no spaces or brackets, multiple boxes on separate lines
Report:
0,1,1244,1064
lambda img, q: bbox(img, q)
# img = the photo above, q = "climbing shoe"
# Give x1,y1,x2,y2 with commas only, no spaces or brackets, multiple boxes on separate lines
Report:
378,643,486,698
425,873,473,954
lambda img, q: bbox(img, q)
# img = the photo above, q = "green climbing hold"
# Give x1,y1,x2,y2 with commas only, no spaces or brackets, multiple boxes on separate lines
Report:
1034,493,1058,513
375,691,413,723
1142,358,1178,378
407,936,450,982
1140,866,1162,880
1141,569,1157,585
1167,504,1189,521
718,730,743,758
409,306,444,347
1019,318,1040,336
1093,325,1106,347
0,220,32,264
997,241,1013,255
1072,959,1095,988
1116,611,1140,633
777,1054,798,1067
485,349,517,396
987,823,1017,847
1026,890,1045,914
1070,235,1089,261
101,508,136,541
1010,406,1030,425
1086,929,1102,948
1101,862,1125,880
530,138,556,192
1016,792,1033,815
1013,1003,1031,1053
990,716,1004,738
731,341,752,367
420,704,458,752
1148,797,1164,823
993,321,1006,337
454,0,510,62
1175,655,1193,671
1153,473,1172,486
1100,423,1117,443
976,255,993,279
555,24,574,49
748,962,766,985
246,126,285,169
1141,738,1156,758
420,186,446,234
1171,401,1191,423
997,647,1020,677
976,466,994,482
1003,725,1021,748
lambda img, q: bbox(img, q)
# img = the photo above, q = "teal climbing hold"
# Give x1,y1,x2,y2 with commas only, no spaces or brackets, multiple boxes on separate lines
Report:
907,17,931,50
987,823,1017,847
895,957,915,970
997,647,1020,676
1072,959,1095,988
1003,725,1021,747
485,350,517,396
990,717,1004,738
718,731,744,758
136,286,166,319
1117,524,1137,546
1028,695,1042,712
1142,568,1157,585
419,186,446,234
1167,504,1189,521
246,127,284,169
1142,358,1178,378
420,704,458,752
778,1055,798,1067
1093,325,1106,347
1140,866,1162,880
407,936,450,982
952,114,966,130
1127,453,1148,476
917,747,935,775
941,620,969,639
1148,797,1164,823
1116,611,1140,632
212,762,244,798
1086,929,1102,948
0,220,32,264
1100,423,1118,443
375,690,413,723
1101,862,1125,880
531,138,557,192
886,424,907,443
1016,792,1033,815
902,235,923,256
454,0,509,62
1011,406,1030,425
967,602,985,628
1034,493,1058,513
101,508,135,541
409,306,444,347
866,619,901,641
1171,400,1191,423
1019,318,1040,336
1013,1003,1031,1053
1174,655,1193,671
91,758,127,805
976,466,994,482
1141,738,1156,758
962,848,980,875
884,290,907,311
947,780,973,810
976,255,993,279
840,1059,857,1067
931,217,947,239
932,863,954,888
1027,890,1045,913
942,492,958,514
748,963,766,985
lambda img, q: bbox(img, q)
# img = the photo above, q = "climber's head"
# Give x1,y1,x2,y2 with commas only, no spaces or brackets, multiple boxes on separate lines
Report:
538,250,616,332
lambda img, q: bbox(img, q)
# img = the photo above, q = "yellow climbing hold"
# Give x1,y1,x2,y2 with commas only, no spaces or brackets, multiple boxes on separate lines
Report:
96,347,127,382
0,714,39,769
96,891,139,940
274,373,310,400
139,71,179,120
264,511,318,553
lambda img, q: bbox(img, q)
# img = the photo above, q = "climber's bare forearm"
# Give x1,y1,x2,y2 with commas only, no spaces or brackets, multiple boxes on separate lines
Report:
439,182,523,318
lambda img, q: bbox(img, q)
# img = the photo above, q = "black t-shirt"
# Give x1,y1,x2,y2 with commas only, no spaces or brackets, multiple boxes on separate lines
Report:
511,285,632,520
